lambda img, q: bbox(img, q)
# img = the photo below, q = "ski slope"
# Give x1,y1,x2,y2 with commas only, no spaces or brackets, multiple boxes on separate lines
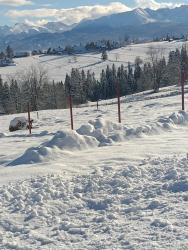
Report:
0,85,188,249
1,40,188,82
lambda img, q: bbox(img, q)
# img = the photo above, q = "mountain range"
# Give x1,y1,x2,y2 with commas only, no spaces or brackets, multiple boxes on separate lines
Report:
1,5,188,51
0,21,75,37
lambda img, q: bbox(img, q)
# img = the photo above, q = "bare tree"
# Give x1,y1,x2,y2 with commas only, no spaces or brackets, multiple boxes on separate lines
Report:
10,64,49,111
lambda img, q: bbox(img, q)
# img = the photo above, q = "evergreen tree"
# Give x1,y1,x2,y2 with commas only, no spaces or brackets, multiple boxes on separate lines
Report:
101,51,108,61
6,45,14,59
9,80,21,113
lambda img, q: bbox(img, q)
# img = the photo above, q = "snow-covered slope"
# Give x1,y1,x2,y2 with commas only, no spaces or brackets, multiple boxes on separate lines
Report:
1,40,188,82
0,84,188,249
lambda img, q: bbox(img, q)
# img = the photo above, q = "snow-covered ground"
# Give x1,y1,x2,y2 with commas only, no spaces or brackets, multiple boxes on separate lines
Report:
1,40,188,82
0,85,188,249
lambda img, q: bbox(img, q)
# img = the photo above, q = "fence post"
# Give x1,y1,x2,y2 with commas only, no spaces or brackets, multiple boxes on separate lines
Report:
27,103,32,134
68,95,74,130
181,70,185,111
116,81,121,123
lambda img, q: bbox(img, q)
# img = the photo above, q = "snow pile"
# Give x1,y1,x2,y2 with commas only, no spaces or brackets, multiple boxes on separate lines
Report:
78,110,188,141
9,130,98,165
45,130,98,150
1,156,188,249
77,118,123,146
8,111,188,166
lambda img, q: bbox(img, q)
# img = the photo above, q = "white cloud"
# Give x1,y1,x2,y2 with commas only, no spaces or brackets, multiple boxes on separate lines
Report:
0,0,32,6
5,1,185,26
135,0,183,10
6,2,131,25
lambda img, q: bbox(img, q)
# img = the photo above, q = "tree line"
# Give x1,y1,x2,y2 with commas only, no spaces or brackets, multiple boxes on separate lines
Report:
0,46,188,114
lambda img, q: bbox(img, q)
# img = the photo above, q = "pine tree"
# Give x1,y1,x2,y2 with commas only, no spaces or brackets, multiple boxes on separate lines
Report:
101,50,108,61
56,81,66,109
9,80,21,113
2,83,11,113
100,69,108,99
6,45,14,59
134,57,143,92
127,63,135,94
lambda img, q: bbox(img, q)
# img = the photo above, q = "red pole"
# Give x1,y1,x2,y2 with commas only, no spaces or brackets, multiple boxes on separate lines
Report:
181,70,185,111
116,81,121,123
27,103,31,134
68,95,74,130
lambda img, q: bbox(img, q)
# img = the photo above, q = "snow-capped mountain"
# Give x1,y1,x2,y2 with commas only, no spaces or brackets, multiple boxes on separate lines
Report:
75,5,188,31
0,21,75,37
1,5,188,50
77,7,156,29
43,22,76,33
10,23,47,34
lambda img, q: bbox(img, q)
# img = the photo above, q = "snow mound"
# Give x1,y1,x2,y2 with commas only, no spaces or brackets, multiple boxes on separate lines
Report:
1,156,188,249
9,130,98,165
45,130,98,150
9,146,54,165
78,111,188,142
77,118,123,146
8,111,188,166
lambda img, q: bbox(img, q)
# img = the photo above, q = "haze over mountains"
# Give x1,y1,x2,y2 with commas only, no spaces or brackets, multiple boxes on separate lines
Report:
1,5,188,51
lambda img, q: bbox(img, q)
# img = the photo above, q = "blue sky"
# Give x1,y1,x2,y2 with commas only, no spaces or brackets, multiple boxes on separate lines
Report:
0,0,187,26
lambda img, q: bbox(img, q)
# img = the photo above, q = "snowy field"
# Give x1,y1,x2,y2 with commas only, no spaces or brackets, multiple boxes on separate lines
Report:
0,84,188,249
1,40,188,82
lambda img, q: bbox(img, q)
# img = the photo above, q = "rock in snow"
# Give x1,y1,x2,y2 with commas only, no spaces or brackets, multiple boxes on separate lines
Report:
9,117,29,132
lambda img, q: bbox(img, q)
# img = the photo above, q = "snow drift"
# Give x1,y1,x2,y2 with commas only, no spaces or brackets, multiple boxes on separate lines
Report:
8,111,188,166
9,130,98,165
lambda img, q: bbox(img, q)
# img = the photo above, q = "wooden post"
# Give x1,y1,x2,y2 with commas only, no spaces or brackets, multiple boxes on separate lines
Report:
68,95,74,130
97,100,99,110
181,70,185,111
116,81,121,123
27,103,31,134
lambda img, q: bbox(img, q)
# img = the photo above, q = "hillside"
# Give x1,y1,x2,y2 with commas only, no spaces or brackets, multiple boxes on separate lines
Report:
1,40,188,83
